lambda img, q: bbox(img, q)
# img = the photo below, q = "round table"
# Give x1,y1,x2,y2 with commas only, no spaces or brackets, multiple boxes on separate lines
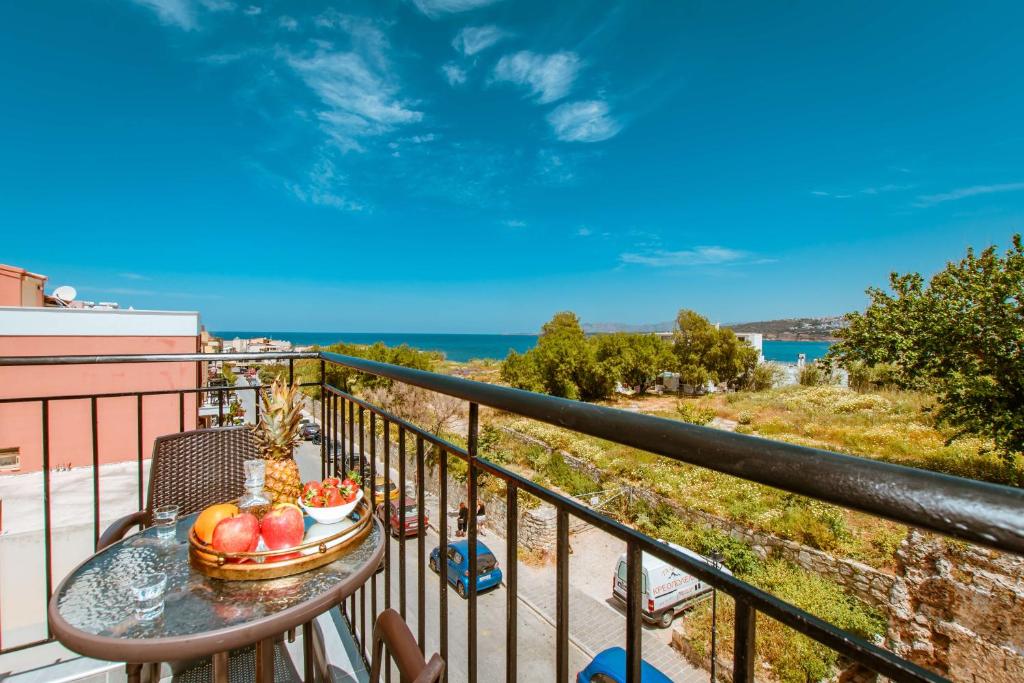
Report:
48,512,384,682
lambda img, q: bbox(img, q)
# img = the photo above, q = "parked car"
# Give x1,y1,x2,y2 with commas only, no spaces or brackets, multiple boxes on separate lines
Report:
611,541,731,628
373,477,400,505
376,497,428,537
429,539,502,598
577,647,672,683
301,423,321,441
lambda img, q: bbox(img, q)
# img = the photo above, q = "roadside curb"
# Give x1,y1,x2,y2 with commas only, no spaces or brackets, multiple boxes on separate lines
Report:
513,586,596,661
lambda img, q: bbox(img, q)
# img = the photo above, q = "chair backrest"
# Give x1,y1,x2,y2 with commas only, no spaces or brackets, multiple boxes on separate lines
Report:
370,609,445,683
146,426,257,517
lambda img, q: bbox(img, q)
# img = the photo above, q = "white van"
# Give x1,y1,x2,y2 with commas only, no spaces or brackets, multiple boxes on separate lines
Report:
611,541,732,628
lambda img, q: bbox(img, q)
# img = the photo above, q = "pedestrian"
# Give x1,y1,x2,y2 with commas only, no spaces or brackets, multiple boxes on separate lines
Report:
476,501,486,536
456,501,468,537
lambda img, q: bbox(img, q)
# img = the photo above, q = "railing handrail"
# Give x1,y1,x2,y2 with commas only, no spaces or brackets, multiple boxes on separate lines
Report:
1,350,1022,556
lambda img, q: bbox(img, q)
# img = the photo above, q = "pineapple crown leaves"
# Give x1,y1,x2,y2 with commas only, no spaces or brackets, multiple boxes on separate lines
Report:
252,377,303,460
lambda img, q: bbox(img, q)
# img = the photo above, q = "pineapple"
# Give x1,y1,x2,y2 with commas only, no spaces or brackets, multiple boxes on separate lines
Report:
252,378,303,504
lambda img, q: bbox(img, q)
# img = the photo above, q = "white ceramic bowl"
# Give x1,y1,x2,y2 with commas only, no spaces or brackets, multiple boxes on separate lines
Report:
297,489,363,525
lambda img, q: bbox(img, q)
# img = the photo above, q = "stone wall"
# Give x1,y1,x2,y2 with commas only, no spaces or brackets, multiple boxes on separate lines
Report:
886,530,1024,682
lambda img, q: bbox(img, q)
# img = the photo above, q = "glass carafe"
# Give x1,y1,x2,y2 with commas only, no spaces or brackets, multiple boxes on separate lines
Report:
238,459,272,520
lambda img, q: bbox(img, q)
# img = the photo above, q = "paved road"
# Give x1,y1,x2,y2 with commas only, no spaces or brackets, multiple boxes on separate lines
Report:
233,375,258,425
294,441,703,682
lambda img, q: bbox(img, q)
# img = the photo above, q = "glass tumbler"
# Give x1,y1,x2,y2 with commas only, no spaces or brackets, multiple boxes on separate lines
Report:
152,504,180,542
130,572,167,621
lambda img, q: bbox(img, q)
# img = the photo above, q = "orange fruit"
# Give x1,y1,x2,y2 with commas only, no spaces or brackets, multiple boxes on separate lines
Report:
194,503,239,544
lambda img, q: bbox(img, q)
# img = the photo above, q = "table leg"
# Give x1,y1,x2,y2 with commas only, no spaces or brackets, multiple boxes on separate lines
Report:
144,662,161,682
255,637,275,682
303,621,314,682
126,663,142,683
212,652,229,683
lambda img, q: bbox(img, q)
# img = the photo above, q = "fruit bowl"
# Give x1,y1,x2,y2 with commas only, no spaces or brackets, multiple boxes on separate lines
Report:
298,488,363,525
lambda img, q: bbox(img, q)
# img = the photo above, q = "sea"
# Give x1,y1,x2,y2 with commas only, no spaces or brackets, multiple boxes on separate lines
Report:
215,331,833,364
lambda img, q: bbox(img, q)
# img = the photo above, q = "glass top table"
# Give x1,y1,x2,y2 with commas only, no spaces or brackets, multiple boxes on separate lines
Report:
48,512,384,665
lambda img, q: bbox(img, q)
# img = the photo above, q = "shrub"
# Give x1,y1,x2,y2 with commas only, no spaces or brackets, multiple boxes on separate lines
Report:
677,401,716,425
542,451,602,496
798,363,835,386
744,361,785,392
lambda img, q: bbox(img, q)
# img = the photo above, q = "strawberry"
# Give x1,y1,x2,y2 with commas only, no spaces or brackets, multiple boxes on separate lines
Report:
322,477,341,489
322,487,344,507
305,494,325,508
339,482,358,504
302,481,323,499
346,470,362,486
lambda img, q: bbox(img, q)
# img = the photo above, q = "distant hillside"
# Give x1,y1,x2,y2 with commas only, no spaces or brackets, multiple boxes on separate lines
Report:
584,316,845,341
726,317,846,341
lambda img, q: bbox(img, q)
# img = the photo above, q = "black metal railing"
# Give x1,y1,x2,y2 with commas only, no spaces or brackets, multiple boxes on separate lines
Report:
1,351,1023,683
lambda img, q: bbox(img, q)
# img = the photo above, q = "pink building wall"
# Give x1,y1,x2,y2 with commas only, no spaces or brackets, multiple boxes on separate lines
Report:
0,336,200,474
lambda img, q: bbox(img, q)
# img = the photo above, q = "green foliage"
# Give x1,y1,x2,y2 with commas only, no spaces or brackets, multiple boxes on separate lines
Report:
220,363,237,385
743,361,784,392
593,332,673,394
293,341,440,397
258,363,287,385
829,234,1024,456
541,451,602,496
687,560,885,683
672,309,758,390
676,400,716,425
798,362,835,386
845,360,900,392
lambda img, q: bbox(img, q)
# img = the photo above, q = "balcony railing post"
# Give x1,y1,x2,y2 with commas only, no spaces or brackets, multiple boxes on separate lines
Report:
626,541,642,683
41,400,53,639
320,360,326,480
505,482,518,683
733,599,756,683
466,402,479,683
416,435,426,654
91,396,100,551
556,507,569,683
136,394,144,513
438,446,449,683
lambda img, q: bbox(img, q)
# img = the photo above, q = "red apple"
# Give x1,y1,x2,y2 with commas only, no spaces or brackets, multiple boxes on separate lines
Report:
261,503,305,556
211,513,260,558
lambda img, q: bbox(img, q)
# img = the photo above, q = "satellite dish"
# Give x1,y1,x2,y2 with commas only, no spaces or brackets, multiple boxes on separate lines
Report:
53,286,77,302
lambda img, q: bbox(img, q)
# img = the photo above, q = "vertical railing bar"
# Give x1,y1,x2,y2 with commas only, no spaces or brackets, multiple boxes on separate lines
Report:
254,385,260,425
438,447,449,683
466,402,479,683
733,599,757,683
370,413,378,633
626,541,642,683
505,481,518,683
330,393,336,478
319,362,326,480
416,434,426,655
383,419,392,683
91,396,100,551
217,387,224,427
289,358,295,385
136,394,144,513
556,507,569,683
340,394,346,477
349,399,357,622
358,407,366,652
398,428,407,621
42,400,53,639
178,392,184,432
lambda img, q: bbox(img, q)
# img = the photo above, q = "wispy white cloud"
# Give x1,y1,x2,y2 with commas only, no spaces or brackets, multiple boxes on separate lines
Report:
242,4,261,16
441,62,467,86
492,51,581,104
452,25,507,56
812,183,911,199
913,181,1024,208
285,156,365,211
547,100,620,143
535,149,577,185
198,0,235,10
577,227,593,237
502,219,526,228
284,18,422,151
411,0,505,19
278,15,298,31
119,272,149,280
620,246,750,268
131,0,197,30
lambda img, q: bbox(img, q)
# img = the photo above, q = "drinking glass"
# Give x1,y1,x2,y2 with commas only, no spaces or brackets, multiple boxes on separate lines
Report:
130,572,167,621
152,504,180,542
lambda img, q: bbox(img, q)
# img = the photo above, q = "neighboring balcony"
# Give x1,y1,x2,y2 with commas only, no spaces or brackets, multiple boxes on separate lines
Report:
0,352,1021,683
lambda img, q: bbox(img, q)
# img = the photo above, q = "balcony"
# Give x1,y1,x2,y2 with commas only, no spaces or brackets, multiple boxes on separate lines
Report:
0,351,1021,683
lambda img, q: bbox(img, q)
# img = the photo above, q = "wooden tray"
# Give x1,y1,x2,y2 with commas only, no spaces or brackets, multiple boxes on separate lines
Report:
189,497,373,581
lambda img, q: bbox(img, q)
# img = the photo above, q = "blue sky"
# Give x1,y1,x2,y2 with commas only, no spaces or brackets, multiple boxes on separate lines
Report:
2,1,1022,333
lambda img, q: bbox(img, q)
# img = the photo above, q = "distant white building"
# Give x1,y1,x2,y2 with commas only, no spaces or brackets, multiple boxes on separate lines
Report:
734,332,764,361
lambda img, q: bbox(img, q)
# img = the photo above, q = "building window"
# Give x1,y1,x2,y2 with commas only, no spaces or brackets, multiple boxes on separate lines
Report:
0,447,20,471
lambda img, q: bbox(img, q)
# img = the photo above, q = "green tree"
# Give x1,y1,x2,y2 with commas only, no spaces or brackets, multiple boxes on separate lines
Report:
829,234,1024,455
594,333,673,394
220,363,237,385
672,309,759,390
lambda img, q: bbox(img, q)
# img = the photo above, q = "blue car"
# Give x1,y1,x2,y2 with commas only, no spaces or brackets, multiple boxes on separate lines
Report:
429,539,502,598
577,647,673,683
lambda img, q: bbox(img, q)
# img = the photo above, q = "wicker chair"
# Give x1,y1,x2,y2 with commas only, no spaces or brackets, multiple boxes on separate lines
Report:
99,427,303,683
99,426,256,549
370,609,445,683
